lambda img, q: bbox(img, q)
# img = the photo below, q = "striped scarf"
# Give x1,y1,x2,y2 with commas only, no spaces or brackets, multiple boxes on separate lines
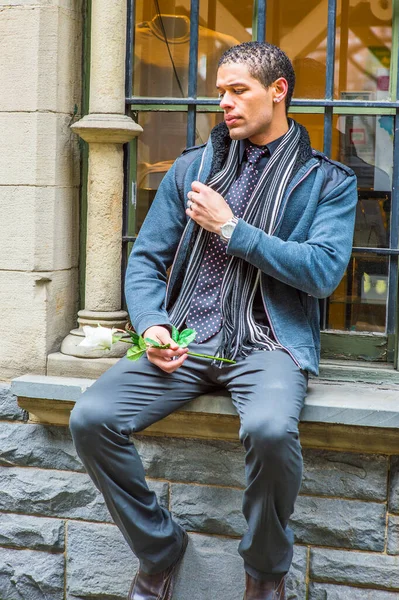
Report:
169,120,301,361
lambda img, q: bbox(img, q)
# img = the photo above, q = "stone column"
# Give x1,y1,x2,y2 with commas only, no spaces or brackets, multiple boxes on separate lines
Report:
61,0,142,358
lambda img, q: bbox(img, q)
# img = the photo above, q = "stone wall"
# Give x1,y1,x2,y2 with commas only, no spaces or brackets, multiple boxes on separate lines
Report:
2,381,399,600
0,0,82,379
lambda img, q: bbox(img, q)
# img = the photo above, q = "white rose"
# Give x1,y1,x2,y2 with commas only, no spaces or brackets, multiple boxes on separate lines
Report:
79,325,116,351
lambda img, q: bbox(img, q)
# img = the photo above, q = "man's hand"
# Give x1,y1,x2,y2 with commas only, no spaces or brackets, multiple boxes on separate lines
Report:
186,181,234,233
143,326,188,373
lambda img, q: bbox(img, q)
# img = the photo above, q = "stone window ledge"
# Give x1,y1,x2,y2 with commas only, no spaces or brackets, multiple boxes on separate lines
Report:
10,374,399,454
46,351,399,386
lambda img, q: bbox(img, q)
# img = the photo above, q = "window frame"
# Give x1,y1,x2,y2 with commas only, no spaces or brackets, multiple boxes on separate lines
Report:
123,0,399,363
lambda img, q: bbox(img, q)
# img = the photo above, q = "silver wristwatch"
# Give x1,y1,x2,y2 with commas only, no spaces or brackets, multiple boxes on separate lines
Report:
220,216,239,243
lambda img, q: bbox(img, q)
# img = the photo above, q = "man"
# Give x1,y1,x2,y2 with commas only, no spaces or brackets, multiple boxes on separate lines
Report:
70,42,357,600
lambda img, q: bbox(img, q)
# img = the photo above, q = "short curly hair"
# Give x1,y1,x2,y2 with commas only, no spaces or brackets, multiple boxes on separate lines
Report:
218,42,295,112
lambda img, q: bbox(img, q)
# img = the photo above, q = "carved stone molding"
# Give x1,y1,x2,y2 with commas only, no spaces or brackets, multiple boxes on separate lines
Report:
71,113,142,144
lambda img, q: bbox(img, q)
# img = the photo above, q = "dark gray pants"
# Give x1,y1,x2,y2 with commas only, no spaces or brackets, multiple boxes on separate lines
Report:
70,333,307,582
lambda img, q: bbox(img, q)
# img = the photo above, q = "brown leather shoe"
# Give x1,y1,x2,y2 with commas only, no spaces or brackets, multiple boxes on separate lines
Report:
243,572,286,600
128,531,188,600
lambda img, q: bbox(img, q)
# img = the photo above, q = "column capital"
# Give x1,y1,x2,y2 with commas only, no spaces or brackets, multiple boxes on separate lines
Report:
71,113,143,144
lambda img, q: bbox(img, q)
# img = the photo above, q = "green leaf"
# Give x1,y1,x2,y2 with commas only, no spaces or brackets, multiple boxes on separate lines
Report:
138,336,147,351
126,345,146,361
171,326,180,343
112,334,123,343
126,330,140,344
177,328,197,347
144,337,161,348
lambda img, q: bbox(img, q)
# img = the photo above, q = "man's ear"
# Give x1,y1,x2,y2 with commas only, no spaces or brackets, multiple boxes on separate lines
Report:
272,77,289,104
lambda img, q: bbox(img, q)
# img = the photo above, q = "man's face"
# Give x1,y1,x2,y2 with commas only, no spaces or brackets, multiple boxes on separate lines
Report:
216,62,285,145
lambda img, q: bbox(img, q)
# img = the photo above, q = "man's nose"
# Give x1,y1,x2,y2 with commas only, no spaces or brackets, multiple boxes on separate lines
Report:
219,93,234,109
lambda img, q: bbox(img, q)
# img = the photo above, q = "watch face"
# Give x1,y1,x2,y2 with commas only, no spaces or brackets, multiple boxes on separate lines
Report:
221,222,235,239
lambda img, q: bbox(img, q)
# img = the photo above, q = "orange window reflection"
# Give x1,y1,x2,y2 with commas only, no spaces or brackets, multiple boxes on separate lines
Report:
336,0,392,99
135,112,188,232
197,0,252,95
133,0,251,98
289,114,324,151
266,0,328,98
133,0,192,97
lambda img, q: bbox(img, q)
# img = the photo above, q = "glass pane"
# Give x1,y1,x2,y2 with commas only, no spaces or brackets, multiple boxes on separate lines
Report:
195,111,224,144
135,112,187,232
328,252,388,332
332,114,393,248
197,0,252,96
326,113,393,334
133,0,192,97
266,0,328,98
289,113,324,151
336,0,392,99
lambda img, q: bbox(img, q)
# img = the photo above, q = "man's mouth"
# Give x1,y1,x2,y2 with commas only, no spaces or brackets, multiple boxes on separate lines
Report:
225,115,240,125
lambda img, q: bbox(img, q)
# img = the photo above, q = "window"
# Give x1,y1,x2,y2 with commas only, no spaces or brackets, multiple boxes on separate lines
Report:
124,0,399,363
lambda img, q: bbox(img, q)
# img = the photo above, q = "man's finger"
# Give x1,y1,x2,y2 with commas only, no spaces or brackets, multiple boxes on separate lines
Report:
186,206,200,221
191,180,207,193
187,190,197,202
149,352,188,373
160,353,188,373
149,335,179,350
147,347,186,360
187,191,203,207
143,326,178,349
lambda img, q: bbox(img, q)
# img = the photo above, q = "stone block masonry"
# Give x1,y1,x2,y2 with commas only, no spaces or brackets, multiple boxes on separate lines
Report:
1,383,399,599
0,0,82,379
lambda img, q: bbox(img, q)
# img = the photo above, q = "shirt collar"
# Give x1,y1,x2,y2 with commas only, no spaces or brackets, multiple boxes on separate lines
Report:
238,134,286,164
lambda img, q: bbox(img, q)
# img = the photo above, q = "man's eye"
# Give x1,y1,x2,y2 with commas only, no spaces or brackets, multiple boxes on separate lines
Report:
234,89,244,95
218,92,225,99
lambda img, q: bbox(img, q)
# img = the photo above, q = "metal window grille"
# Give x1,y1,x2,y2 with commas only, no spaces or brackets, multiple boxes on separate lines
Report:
123,0,399,354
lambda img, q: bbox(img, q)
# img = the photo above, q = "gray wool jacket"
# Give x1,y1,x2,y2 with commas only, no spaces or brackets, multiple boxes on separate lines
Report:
125,122,358,375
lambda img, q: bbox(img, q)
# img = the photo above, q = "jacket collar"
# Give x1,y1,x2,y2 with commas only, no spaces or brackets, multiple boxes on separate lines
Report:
206,119,314,182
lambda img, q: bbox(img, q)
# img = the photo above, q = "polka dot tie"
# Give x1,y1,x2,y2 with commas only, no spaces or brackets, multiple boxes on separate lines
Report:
186,145,268,342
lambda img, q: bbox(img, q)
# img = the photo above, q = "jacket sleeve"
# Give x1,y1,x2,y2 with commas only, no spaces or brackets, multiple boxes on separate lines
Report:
124,161,187,334
226,172,358,298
